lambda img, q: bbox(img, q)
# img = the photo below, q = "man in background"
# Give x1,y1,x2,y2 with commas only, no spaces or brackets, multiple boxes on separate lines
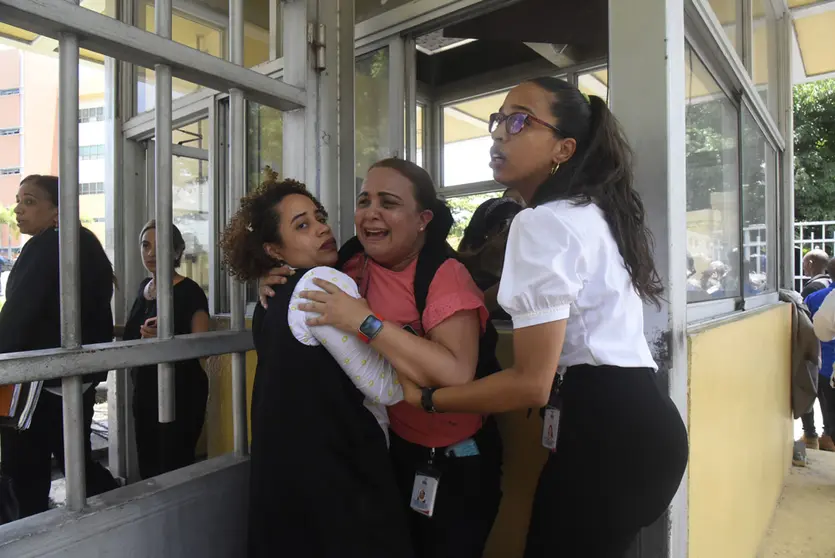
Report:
801,256,835,452
801,249,831,299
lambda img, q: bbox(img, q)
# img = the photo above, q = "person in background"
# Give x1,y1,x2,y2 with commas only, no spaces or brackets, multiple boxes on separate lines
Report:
801,249,831,299
122,220,210,479
221,177,412,558
457,197,523,320
803,259,835,453
798,255,835,449
0,175,118,518
397,78,688,556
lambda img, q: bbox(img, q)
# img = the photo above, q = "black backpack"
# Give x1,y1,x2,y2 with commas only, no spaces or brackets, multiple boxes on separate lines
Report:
338,237,501,381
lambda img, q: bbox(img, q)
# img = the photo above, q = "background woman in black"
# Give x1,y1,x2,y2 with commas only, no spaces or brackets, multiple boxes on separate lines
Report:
122,220,210,479
0,174,117,518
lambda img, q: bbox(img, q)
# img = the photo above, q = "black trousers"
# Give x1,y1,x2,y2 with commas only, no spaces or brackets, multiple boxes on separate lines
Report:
801,375,833,438
389,416,503,558
524,365,689,558
0,386,118,518
132,366,208,479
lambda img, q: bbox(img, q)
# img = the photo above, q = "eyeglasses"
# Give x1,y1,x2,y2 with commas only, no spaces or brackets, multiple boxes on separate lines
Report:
488,112,563,136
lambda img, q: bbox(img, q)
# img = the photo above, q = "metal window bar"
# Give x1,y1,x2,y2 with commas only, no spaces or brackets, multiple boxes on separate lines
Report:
58,0,86,511
155,0,176,425
228,0,248,456
0,0,306,112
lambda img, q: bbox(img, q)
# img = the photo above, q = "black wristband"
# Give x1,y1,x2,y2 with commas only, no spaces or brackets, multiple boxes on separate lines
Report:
421,387,438,414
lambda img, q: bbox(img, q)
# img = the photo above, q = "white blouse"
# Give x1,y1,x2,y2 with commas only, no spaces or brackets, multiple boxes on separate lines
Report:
288,267,404,443
497,200,657,370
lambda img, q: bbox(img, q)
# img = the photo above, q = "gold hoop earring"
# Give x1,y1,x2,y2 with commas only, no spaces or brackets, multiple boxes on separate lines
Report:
550,162,560,176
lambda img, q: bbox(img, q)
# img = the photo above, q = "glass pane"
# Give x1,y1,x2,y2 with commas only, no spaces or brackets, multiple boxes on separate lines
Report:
81,0,115,17
173,119,208,150
356,48,390,182
685,46,741,302
174,157,211,296
244,2,275,67
447,192,501,250
752,0,779,119
416,104,425,168
247,102,283,191
443,90,508,187
356,0,417,24
741,108,776,294
706,0,742,58
578,69,608,101
137,4,223,113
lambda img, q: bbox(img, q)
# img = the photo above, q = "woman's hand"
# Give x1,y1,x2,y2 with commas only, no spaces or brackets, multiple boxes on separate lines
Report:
299,278,372,334
398,373,422,408
140,317,158,339
258,266,295,308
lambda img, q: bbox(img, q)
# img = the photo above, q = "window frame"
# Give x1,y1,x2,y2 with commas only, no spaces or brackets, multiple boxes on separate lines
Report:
684,20,784,324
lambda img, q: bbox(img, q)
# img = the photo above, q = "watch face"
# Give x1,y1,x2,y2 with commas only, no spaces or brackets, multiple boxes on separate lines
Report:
360,315,383,338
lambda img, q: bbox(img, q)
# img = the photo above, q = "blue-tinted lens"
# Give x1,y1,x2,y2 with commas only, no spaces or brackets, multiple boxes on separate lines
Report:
508,113,527,135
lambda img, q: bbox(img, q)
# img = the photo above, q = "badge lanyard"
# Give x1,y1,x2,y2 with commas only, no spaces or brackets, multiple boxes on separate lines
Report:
541,371,564,452
410,447,441,518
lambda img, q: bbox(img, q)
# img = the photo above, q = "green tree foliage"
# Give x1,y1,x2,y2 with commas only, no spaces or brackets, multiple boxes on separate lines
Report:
446,193,497,249
794,79,835,222
0,206,18,236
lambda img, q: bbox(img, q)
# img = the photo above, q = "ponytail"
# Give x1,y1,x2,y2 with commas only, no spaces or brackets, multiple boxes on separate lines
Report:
426,198,454,248
529,78,663,308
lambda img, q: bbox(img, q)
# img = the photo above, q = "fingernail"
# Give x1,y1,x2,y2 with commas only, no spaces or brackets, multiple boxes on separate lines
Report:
289,269,295,275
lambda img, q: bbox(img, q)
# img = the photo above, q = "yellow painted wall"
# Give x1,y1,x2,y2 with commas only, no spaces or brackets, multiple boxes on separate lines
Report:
688,304,793,558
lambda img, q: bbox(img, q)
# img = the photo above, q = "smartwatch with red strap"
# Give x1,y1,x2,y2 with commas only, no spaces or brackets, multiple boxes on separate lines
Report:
357,313,384,344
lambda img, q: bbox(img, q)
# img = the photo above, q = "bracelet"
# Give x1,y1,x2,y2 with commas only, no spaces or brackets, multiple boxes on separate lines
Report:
421,387,438,414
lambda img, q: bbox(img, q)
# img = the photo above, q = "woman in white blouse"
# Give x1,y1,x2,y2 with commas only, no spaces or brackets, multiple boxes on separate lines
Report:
400,78,689,557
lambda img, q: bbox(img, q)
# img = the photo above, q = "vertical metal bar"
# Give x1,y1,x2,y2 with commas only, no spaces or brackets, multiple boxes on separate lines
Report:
319,0,339,224
122,137,146,483
269,0,282,60
155,0,176,424
609,0,687,554
388,38,406,159
404,36,417,163
58,0,86,511
105,26,128,480
229,0,248,456
282,0,308,182
338,0,356,244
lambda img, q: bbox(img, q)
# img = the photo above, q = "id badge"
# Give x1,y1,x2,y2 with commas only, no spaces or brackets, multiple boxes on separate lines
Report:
542,405,561,452
410,463,440,518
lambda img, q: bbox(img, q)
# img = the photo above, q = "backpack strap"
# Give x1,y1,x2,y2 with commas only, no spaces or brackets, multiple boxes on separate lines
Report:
337,236,364,269
413,242,455,324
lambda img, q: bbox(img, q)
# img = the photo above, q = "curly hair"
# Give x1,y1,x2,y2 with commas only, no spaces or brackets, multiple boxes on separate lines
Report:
220,168,326,281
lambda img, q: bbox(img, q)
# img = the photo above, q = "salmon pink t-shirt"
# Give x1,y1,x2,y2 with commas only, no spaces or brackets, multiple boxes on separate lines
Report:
343,253,489,448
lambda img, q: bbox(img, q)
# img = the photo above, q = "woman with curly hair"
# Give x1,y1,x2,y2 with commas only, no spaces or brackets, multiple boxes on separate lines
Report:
220,174,413,558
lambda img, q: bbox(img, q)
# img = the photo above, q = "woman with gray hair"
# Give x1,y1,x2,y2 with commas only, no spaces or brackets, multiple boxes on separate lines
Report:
122,220,210,479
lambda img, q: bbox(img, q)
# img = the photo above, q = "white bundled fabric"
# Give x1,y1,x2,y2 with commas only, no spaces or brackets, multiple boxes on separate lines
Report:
288,267,404,444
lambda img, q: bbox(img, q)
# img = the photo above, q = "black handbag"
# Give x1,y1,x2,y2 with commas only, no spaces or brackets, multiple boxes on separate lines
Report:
0,473,20,524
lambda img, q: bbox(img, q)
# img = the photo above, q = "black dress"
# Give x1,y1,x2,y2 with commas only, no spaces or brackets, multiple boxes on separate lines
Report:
0,226,118,517
123,276,209,479
248,270,413,558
